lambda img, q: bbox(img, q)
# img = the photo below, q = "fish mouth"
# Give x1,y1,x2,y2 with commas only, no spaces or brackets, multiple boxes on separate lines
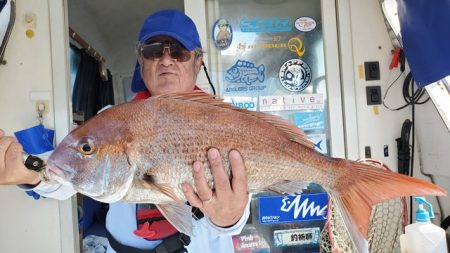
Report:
45,163,75,183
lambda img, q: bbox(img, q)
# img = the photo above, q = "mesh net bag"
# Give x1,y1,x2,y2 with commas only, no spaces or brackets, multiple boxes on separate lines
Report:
320,160,408,253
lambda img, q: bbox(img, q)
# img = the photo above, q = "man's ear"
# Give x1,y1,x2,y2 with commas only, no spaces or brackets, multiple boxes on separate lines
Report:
137,56,143,66
194,57,203,74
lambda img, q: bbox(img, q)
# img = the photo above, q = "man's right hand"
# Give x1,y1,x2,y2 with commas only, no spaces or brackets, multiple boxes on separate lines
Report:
0,129,40,185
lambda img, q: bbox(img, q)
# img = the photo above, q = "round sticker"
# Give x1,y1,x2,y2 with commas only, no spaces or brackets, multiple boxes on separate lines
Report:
279,59,312,92
295,17,316,32
212,18,233,50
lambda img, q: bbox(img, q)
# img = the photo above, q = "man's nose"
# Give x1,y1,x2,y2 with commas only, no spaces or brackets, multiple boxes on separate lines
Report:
159,49,174,65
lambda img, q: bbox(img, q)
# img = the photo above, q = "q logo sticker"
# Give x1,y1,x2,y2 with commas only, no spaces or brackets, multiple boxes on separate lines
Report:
288,37,305,57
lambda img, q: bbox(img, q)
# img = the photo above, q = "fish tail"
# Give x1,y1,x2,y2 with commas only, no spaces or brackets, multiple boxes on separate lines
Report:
327,159,446,253
258,64,265,82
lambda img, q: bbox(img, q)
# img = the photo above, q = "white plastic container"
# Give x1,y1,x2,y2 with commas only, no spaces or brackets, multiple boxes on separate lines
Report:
404,196,448,253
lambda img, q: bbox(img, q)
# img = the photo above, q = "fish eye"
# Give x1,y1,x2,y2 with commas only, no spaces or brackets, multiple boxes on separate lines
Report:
78,137,96,155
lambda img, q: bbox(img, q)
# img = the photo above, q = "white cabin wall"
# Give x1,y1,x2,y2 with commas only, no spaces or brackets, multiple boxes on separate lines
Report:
67,1,114,102
0,0,75,252
346,0,449,221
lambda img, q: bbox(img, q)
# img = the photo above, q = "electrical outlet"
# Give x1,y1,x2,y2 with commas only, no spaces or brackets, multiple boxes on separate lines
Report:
36,100,49,113
365,146,371,158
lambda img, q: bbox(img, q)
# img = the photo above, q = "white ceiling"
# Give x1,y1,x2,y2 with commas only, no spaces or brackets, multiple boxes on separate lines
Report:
67,0,184,72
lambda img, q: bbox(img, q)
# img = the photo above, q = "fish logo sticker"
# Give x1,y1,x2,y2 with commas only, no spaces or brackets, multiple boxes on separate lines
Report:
279,59,312,92
225,60,265,85
287,37,306,57
212,18,233,50
295,16,316,32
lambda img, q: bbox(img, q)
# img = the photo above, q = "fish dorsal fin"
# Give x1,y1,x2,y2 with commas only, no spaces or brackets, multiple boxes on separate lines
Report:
155,92,315,149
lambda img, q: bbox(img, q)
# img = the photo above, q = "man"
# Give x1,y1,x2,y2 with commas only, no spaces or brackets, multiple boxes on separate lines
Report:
0,9,250,253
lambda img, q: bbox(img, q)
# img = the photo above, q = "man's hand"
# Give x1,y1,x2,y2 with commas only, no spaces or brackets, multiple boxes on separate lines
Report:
182,148,249,227
0,129,40,185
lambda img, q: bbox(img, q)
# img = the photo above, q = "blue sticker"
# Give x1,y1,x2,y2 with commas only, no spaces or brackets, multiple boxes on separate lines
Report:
258,193,328,224
223,97,258,111
293,111,324,131
279,59,312,92
240,18,292,33
212,18,233,50
225,60,265,85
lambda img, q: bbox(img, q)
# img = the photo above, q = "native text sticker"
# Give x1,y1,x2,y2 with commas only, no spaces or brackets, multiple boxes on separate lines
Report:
279,59,312,92
259,94,324,112
295,16,316,32
212,18,233,50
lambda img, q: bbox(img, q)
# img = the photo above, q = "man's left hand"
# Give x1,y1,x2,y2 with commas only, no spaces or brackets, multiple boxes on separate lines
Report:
182,148,249,227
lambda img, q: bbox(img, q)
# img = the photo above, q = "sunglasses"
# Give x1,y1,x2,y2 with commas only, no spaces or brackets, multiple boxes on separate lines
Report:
139,41,192,62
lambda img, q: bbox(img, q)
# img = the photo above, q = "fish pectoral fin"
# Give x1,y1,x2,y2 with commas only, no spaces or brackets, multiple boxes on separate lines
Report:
141,174,181,201
267,180,311,195
157,203,194,237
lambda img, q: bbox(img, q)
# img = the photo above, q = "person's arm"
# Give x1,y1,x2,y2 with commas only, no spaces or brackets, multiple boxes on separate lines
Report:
198,193,251,236
0,129,76,200
0,129,40,185
182,148,250,235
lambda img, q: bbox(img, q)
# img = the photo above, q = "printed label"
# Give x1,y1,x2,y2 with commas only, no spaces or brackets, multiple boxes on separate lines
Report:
258,193,328,224
295,16,317,32
223,97,258,111
293,111,325,131
274,227,321,247
279,59,312,92
259,94,324,112
232,232,270,252
240,18,292,33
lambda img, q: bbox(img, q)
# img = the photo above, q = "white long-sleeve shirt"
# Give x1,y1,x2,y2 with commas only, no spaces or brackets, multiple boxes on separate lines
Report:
24,182,251,253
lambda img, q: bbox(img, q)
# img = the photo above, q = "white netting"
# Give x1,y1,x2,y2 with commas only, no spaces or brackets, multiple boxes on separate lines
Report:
320,160,407,253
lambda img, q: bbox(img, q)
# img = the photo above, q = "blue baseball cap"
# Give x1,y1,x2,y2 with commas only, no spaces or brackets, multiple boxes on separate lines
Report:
131,9,202,93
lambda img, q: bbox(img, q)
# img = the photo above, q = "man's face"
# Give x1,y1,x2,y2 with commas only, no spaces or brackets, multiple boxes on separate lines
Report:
138,36,202,95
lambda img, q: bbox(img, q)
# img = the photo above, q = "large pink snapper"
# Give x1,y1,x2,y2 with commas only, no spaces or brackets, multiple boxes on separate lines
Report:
46,92,446,253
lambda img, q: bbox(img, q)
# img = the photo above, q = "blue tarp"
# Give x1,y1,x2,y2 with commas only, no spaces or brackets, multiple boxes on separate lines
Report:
0,0,6,12
397,0,450,87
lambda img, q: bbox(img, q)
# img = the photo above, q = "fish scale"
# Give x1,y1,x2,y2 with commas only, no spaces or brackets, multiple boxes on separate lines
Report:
47,92,446,253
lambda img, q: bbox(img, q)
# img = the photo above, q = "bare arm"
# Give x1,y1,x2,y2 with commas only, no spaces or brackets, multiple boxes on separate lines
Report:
0,129,40,185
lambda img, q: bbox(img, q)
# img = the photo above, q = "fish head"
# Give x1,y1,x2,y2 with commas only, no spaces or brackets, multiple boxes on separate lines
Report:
47,113,136,202
225,65,240,81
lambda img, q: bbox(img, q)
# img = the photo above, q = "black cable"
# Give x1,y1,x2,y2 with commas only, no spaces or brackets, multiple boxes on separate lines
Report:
409,77,415,224
383,72,430,111
383,72,403,109
202,62,216,95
